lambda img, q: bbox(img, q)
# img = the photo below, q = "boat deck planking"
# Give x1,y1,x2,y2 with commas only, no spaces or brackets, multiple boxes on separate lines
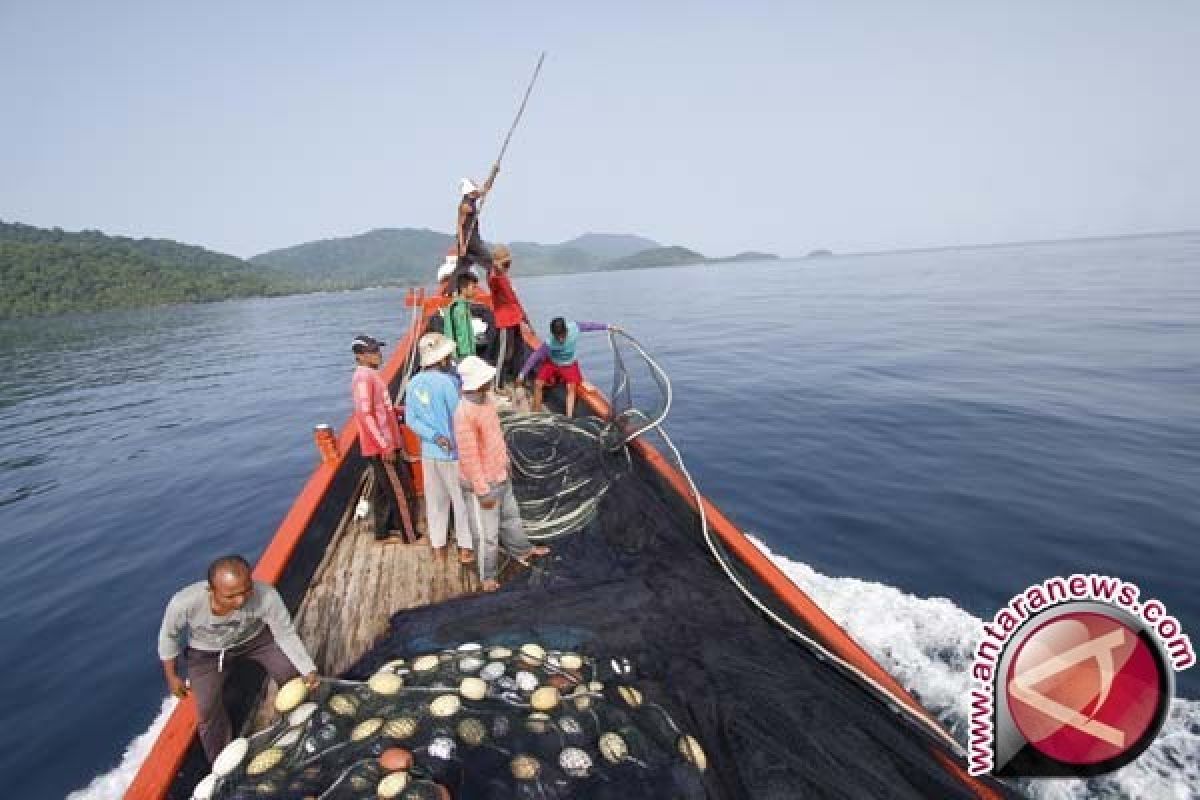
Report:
246,466,479,731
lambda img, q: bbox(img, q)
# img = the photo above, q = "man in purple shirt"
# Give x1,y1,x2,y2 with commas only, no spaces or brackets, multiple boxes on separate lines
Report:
517,317,619,417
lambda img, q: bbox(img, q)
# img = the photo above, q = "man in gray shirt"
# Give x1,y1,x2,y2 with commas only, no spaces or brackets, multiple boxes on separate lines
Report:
158,555,319,760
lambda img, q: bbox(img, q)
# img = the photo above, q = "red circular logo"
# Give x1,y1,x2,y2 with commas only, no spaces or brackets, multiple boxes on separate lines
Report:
1005,611,1165,766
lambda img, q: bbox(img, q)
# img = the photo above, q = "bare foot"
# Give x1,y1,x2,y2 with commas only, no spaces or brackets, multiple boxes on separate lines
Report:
458,548,476,565
481,580,501,593
529,545,550,558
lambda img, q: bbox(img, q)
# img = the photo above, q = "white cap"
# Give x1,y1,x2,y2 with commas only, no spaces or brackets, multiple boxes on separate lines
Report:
457,355,496,391
460,177,480,195
436,256,457,281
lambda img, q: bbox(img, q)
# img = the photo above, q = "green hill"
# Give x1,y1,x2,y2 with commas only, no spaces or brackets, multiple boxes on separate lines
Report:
251,229,664,283
605,246,707,270
0,220,778,319
0,221,296,320
249,228,453,288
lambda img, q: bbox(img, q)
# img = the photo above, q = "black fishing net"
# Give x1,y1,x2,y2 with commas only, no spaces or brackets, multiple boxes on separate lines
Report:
199,335,1011,800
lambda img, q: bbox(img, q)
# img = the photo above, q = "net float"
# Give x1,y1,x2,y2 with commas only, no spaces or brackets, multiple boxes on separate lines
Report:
212,737,249,777
245,746,284,776
368,671,403,696
274,676,309,713
530,686,560,711
377,771,409,798
351,718,383,741
379,747,413,772
459,677,487,700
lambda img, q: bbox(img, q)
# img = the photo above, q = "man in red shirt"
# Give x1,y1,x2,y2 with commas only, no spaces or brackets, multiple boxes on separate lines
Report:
487,243,530,387
350,335,413,543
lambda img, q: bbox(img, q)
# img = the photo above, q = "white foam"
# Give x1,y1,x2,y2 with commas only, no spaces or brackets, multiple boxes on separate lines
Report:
67,697,177,800
750,536,1199,799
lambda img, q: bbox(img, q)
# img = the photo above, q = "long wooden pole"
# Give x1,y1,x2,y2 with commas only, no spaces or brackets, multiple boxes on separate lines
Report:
466,52,546,239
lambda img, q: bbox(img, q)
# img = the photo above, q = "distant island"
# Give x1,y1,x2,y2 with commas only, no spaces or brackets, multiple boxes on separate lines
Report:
0,221,298,320
806,249,834,257
0,220,778,319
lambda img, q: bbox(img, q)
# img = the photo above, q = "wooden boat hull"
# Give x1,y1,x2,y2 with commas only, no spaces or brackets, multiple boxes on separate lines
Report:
127,291,1006,799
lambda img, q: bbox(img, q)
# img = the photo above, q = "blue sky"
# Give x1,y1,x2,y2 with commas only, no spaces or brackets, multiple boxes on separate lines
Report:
2,1,1198,258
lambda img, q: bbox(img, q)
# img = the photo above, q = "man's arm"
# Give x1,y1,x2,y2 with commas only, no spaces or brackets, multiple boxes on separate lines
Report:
260,586,318,680
157,593,189,697
518,344,549,383
456,202,472,254
403,383,440,445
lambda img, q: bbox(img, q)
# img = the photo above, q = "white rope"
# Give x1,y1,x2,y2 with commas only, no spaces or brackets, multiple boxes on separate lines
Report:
504,411,629,540
603,329,672,449
649,422,967,758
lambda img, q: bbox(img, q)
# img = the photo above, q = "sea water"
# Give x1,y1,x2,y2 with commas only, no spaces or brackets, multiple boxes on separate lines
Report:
0,233,1195,798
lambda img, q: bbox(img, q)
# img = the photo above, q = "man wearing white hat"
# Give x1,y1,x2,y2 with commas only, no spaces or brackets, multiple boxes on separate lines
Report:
406,333,475,564
446,169,498,294
453,355,549,591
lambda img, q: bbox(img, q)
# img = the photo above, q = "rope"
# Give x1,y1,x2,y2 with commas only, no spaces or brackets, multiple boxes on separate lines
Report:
602,328,672,449
505,411,629,540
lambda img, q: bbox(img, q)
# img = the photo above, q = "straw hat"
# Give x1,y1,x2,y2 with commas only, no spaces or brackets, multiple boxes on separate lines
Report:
457,356,496,391
417,332,455,367
492,243,512,265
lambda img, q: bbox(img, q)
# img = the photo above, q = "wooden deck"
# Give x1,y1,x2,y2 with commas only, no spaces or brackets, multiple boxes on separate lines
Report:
246,466,479,730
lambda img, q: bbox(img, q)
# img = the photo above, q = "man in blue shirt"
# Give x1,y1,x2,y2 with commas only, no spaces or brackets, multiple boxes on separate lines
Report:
406,333,474,564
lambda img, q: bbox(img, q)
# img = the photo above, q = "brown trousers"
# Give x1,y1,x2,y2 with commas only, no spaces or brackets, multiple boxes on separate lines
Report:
186,627,299,761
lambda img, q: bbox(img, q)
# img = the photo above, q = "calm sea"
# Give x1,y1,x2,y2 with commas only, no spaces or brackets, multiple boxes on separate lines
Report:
0,234,1196,798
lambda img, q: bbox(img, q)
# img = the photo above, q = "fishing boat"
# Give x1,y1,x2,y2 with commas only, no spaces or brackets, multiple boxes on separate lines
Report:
125,285,1014,799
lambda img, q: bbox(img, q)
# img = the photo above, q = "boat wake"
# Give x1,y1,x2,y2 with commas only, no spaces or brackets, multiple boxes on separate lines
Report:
748,537,1199,800
69,546,1197,800
67,697,176,800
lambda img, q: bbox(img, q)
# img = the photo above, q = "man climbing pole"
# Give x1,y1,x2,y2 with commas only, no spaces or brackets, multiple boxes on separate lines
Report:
444,167,498,294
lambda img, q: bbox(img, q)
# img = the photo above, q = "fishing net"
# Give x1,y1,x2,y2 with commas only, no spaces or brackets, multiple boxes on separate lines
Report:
190,332,1009,799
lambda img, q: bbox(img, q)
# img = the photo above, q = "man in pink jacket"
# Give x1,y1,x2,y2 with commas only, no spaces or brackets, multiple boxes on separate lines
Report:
351,335,411,543
453,356,549,591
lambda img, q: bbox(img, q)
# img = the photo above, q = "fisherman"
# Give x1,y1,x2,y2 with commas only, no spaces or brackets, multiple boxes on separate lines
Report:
453,356,549,591
487,243,531,387
350,334,413,543
435,248,460,295
517,317,619,418
406,333,475,564
444,170,498,294
158,555,319,762
442,272,481,360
